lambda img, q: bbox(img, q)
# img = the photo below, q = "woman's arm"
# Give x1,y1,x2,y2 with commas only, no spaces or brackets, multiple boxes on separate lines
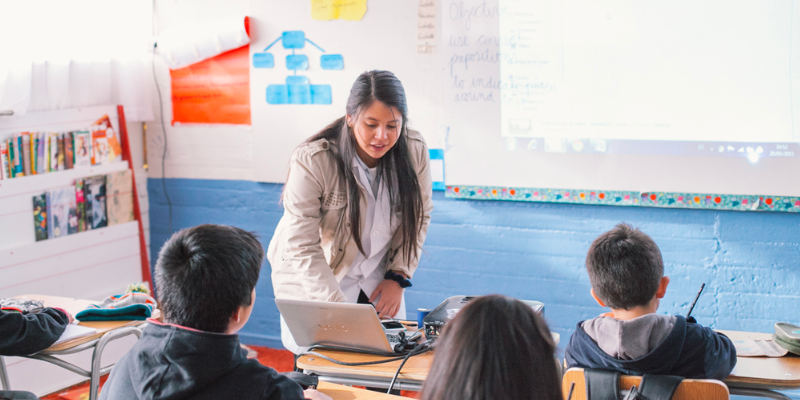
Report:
386,133,434,278
276,145,348,303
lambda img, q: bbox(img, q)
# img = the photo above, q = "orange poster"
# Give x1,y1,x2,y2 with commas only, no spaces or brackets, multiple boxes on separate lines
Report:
170,45,251,125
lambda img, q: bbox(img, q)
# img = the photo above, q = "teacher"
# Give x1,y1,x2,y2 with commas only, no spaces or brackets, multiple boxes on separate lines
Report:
268,70,433,352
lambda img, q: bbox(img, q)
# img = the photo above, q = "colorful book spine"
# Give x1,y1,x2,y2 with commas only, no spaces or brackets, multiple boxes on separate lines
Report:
76,179,86,232
12,135,23,177
73,131,92,168
8,138,16,178
38,132,46,174
30,133,38,175
87,175,107,229
0,142,7,180
21,133,31,176
64,132,74,170
56,133,66,171
33,193,48,241
91,128,109,165
49,132,58,172
83,177,93,230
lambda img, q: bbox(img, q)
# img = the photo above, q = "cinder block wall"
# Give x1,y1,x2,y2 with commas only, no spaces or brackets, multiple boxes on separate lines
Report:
148,178,800,349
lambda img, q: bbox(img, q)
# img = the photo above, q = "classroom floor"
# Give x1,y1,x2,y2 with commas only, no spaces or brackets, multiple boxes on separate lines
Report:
39,346,419,399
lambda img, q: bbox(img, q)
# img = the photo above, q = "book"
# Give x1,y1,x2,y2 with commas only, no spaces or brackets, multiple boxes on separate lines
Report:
94,116,122,162
49,132,59,172
30,133,38,175
83,177,93,229
15,135,24,176
0,141,7,180
9,138,16,178
64,132,74,169
56,133,66,171
53,323,97,345
73,131,92,168
32,193,48,241
21,133,31,176
106,170,134,226
86,175,107,229
38,132,46,174
47,187,77,238
91,128,110,165
76,179,86,232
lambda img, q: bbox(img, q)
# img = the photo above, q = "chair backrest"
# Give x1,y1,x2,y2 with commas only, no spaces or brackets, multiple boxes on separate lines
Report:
562,368,729,400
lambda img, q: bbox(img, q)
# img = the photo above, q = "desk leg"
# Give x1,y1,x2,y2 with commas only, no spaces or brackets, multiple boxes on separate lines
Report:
0,356,9,390
89,327,142,400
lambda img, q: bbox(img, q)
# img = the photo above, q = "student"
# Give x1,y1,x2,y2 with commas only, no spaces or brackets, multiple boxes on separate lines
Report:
0,304,73,400
419,295,562,400
268,70,433,352
565,223,736,380
100,224,330,400
0,305,72,356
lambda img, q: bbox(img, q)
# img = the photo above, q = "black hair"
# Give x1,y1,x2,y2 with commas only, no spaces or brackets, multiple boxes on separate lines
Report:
586,223,664,310
155,224,263,333
305,70,423,264
420,295,562,400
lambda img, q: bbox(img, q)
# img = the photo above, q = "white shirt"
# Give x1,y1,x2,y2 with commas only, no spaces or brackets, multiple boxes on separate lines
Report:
338,157,400,306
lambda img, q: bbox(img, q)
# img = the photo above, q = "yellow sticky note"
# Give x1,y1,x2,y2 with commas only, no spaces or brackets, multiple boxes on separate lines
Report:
311,0,367,21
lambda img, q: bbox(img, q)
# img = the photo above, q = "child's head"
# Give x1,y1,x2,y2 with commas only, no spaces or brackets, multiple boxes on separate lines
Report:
420,295,562,400
586,223,668,311
155,224,263,334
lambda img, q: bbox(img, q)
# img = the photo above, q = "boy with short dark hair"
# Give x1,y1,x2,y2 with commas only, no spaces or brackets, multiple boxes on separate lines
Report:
565,223,736,380
100,224,329,400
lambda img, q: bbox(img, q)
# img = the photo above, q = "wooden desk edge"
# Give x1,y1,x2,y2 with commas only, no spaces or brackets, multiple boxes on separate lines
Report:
318,381,406,399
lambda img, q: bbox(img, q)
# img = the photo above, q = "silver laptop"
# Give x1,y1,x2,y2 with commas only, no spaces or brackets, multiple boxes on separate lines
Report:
275,298,395,353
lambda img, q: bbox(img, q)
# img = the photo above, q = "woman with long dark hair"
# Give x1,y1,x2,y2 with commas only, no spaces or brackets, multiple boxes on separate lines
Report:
267,70,433,352
420,295,562,400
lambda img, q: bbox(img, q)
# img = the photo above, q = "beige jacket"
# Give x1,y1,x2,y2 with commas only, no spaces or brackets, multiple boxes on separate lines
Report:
268,130,433,302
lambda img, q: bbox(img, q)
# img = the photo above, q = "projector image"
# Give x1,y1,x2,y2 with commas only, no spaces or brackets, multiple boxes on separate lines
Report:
422,296,544,339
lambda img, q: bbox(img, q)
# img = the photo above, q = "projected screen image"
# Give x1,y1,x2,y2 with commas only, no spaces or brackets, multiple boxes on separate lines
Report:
499,0,800,162
441,0,800,197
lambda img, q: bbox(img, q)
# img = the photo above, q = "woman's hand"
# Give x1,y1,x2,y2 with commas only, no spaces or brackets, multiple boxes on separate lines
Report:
369,278,405,318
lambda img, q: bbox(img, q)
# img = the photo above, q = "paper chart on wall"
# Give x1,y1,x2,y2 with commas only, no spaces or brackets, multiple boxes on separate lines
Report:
311,0,368,21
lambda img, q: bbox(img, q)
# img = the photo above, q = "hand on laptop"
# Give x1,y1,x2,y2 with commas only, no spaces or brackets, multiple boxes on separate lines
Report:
304,389,333,400
370,278,404,319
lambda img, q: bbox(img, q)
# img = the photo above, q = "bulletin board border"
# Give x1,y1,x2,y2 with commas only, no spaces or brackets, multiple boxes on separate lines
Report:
445,185,800,213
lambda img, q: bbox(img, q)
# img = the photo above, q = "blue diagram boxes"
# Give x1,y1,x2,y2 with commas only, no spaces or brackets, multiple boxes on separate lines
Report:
267,76,332,105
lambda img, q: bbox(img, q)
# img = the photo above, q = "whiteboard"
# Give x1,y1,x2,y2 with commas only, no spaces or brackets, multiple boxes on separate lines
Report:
250,1,445,183
442,0,800,197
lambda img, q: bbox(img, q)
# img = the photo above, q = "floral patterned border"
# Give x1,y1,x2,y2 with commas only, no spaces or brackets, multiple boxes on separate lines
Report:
445,185,800,212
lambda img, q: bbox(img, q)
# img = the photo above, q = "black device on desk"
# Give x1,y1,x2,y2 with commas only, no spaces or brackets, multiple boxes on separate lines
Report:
422,296,545,338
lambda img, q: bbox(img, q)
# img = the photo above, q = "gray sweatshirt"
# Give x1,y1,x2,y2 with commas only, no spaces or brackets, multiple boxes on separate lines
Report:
581,314,677,360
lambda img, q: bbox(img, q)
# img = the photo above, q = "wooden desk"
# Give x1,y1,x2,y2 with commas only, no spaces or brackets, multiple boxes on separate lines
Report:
297,332,560,391
720,330,800,390
0,294,159,400
299,331,800,397
318,381,405,399
21,295,158,352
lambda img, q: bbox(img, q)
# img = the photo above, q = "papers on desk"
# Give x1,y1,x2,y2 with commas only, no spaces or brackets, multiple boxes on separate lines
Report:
53,323,97,345
734,339,789,357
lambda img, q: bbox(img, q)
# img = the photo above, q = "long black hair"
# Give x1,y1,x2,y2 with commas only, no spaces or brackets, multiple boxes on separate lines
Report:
420,295,562,400
305,70,423,264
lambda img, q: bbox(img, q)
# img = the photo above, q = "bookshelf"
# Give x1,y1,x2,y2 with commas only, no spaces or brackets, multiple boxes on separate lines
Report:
0,105,150,300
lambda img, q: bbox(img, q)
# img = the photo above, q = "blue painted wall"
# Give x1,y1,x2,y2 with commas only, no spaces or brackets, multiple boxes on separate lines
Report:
148,178,800,349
